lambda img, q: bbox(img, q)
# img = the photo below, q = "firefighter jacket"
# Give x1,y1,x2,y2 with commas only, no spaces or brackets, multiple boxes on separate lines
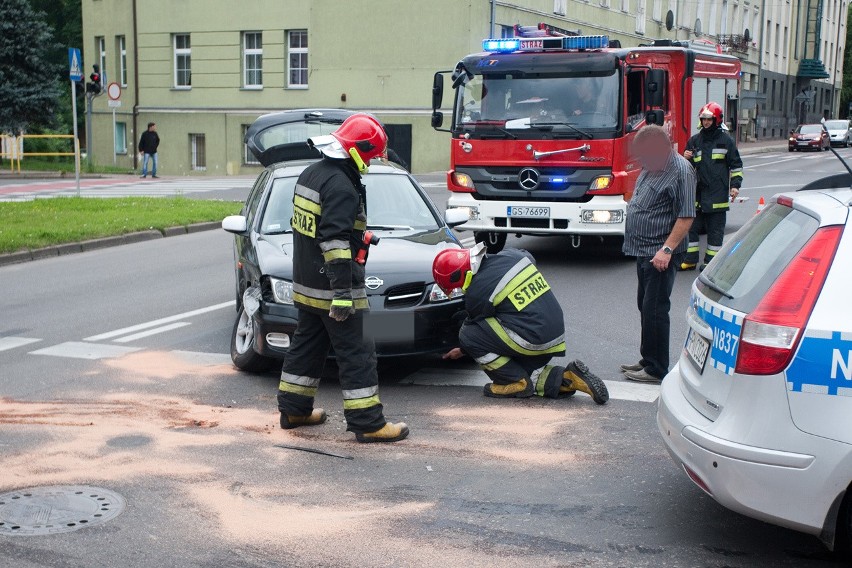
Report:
290,157,368,313
685,126,743,212
463,248,566,357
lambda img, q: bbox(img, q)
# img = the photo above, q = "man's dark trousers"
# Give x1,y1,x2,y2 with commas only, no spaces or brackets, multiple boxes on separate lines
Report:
635,254,682,379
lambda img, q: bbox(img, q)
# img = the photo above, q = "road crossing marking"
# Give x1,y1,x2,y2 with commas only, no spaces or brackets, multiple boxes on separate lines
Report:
113,322,192,343
84,301,235,342
0,337,42,352
30,341,141,360
399,369,660,403
0,177,254,202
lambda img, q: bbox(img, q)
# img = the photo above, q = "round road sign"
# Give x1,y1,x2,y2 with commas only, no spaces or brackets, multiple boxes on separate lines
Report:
107,82,121,101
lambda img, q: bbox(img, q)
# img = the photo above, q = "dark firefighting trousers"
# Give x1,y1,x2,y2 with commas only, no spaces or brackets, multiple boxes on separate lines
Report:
459,320,566,398
684,210,726,267
277,309,385,433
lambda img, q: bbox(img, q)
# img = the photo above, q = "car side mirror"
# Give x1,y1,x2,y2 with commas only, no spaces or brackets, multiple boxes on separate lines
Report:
444,208,470,228
222,215,248,234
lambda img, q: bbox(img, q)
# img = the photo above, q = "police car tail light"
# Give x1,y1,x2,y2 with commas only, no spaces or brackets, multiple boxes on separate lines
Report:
735,226,843,376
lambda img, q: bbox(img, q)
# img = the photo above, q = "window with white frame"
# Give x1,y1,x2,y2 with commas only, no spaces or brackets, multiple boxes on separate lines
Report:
242,125,260,165
287,30,308,88
636,0,646,33
190,134,206,171
117,35,127,87
652,0,662,21
621,0,629,12
173,34,191,88
114,122,127,154
554,0,567,15
96,36,106,76
500,25,514,38
243,31,263,88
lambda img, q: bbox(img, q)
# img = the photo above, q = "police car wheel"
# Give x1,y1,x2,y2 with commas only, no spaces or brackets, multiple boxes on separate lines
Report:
475,231,506,254
230,306,275,373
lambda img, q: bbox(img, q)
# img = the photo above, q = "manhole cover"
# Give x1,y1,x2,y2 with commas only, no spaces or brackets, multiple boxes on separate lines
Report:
0,485,126,536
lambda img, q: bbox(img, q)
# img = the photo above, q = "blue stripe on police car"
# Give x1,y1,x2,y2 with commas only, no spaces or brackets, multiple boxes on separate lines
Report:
694,295,743,376
787,330,852,395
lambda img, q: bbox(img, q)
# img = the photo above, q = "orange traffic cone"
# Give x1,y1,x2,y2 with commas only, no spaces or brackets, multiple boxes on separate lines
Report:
755,196,766,215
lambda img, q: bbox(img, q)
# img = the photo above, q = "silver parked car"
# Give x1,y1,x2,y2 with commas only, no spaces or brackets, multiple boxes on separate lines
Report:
825,119,852,147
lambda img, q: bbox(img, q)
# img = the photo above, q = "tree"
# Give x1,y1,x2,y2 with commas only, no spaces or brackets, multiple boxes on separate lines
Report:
0,0,63,133
841,7,852,119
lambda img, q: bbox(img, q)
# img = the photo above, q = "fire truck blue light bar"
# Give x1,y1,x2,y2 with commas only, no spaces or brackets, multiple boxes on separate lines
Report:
482,35,610,53
562,35,609,50
482,39,521,52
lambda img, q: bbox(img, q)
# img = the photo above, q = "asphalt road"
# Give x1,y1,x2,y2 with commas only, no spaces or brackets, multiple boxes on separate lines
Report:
1,148,851,567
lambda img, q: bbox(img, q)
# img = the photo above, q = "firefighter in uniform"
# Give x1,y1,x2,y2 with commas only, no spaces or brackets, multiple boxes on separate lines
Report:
434,244,609,403
277,113,409,443
680,102,743,271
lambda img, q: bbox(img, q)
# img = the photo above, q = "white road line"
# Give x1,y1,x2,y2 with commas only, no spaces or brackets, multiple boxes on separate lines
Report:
744,157,798,169
113,322,192,343
30,341,141,360
84,300,235,342
399,369,660,403
0,337,42,352
745,183,799,190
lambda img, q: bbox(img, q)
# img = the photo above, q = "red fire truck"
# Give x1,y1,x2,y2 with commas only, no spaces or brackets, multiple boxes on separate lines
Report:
431,24,741,252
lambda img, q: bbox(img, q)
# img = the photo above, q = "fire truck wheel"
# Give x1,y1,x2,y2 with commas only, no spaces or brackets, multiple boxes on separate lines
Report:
475,231,507,254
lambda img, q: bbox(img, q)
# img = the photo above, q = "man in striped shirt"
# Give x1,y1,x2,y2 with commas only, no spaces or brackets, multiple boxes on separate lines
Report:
621,125,696,383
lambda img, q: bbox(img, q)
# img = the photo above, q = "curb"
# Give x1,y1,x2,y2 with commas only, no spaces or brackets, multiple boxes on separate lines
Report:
739,145,787,156
0,221,222,268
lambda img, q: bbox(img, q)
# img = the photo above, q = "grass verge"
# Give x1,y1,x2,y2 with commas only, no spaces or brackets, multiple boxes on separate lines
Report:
0,197,241,254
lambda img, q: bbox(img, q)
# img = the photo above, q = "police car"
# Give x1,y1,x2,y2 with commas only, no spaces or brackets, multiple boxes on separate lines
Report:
657,173,852,553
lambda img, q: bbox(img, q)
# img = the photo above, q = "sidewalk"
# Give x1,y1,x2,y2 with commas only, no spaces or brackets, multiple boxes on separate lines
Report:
736,138,788,156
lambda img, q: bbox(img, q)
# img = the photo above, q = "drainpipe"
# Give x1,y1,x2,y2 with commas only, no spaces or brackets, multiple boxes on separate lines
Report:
755,0,767,139
132,0,139,170
831,0,842,117
490,0,495,38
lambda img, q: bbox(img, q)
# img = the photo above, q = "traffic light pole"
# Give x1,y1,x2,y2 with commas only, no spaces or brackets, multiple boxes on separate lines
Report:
85,93,93,169
70,80,81,196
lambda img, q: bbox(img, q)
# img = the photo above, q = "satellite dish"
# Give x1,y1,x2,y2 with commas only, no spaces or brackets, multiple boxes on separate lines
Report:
743,28,751,42
665,10,674,32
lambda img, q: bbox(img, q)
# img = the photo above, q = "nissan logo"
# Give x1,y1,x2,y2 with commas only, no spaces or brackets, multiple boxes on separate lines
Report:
518,168,540,190
365,276,384,290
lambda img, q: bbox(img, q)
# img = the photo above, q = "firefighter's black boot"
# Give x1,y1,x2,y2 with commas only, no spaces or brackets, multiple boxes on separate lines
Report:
280,408,328,430
564,361,609,405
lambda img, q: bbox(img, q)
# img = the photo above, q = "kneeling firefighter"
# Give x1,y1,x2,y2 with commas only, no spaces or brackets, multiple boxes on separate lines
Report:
434,245,608,403
277,113,409,443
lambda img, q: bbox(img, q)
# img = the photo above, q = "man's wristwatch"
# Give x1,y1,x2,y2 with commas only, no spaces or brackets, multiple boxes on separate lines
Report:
662,246,673,255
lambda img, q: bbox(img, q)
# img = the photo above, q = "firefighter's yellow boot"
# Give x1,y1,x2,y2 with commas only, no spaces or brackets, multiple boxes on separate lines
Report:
483,378,534,398
280,408,327,430
355,422,410,443
678,262,697,271
563,361,609,405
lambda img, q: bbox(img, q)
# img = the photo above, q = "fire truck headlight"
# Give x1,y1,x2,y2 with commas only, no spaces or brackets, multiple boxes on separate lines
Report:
452,172,475,190
588,176,612,191
581,209,624,224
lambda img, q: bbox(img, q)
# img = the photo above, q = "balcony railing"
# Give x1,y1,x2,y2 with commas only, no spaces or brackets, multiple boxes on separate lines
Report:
717,34,751,54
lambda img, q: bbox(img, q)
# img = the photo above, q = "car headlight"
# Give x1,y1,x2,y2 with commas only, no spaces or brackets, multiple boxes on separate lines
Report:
429,283,464,303
270,278,294,305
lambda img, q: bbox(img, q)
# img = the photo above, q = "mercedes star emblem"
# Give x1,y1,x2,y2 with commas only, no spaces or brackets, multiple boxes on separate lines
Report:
518,168,541,190
365,276,384,290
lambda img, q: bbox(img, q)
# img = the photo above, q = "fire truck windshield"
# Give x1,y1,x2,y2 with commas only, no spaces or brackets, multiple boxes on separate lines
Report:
455,73,619,138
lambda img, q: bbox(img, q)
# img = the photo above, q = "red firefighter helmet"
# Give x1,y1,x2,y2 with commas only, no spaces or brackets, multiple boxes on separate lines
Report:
432,248,472,294
698,102,724,127
322,113,388,173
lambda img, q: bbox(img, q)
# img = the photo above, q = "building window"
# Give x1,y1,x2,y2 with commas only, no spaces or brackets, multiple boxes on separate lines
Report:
173,34,191,88
784,27,789,59
243,125,260,165
652,0,661,20
621,0,630,12
554,0,567,15
116,35,127,87
96,36,106,77
114,122,127,154
190,134,206,171
636,0,646,33
287,30,308,88
500,25,514,38
243,31,263,88
775,24,780,56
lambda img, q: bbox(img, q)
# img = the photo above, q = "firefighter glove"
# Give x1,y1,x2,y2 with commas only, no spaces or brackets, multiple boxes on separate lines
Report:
329,290,356,322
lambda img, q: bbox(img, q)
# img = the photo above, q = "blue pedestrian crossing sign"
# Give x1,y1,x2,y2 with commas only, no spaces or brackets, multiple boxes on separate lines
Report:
68,48,82,81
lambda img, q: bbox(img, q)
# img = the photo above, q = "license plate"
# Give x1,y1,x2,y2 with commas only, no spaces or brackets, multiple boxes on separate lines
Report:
507,206,550,218
685,328,710,372
797,141,810,145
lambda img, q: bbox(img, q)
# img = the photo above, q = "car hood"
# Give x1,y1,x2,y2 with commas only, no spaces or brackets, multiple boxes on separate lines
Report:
827,129,847,135
255,228,461,294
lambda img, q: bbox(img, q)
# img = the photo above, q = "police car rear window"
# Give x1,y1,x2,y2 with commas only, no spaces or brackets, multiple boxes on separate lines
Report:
697,203,819,312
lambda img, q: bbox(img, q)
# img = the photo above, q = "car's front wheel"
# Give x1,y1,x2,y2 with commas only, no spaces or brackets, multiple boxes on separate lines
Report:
231,306,275,373
475,231,507,254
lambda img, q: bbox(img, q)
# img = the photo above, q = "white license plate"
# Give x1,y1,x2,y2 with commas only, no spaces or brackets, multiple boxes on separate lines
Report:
685,328,710,372
507,206,550,218
797,141,810,145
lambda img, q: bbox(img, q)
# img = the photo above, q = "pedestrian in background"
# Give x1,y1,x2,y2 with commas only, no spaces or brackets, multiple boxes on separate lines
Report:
138,122,160,178
680,102,743,271
622,125,696,383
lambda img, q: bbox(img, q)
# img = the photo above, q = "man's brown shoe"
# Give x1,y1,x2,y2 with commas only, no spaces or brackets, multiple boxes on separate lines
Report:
483,378,534,398
355,422,410,443
280,408,327,430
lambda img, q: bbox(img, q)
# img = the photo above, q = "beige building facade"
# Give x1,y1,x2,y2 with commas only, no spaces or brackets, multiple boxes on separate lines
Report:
82,1,847,175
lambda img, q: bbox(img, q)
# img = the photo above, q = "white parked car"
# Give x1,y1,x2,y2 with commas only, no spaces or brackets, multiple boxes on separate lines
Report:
658,175,852,553
825,119,852,147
